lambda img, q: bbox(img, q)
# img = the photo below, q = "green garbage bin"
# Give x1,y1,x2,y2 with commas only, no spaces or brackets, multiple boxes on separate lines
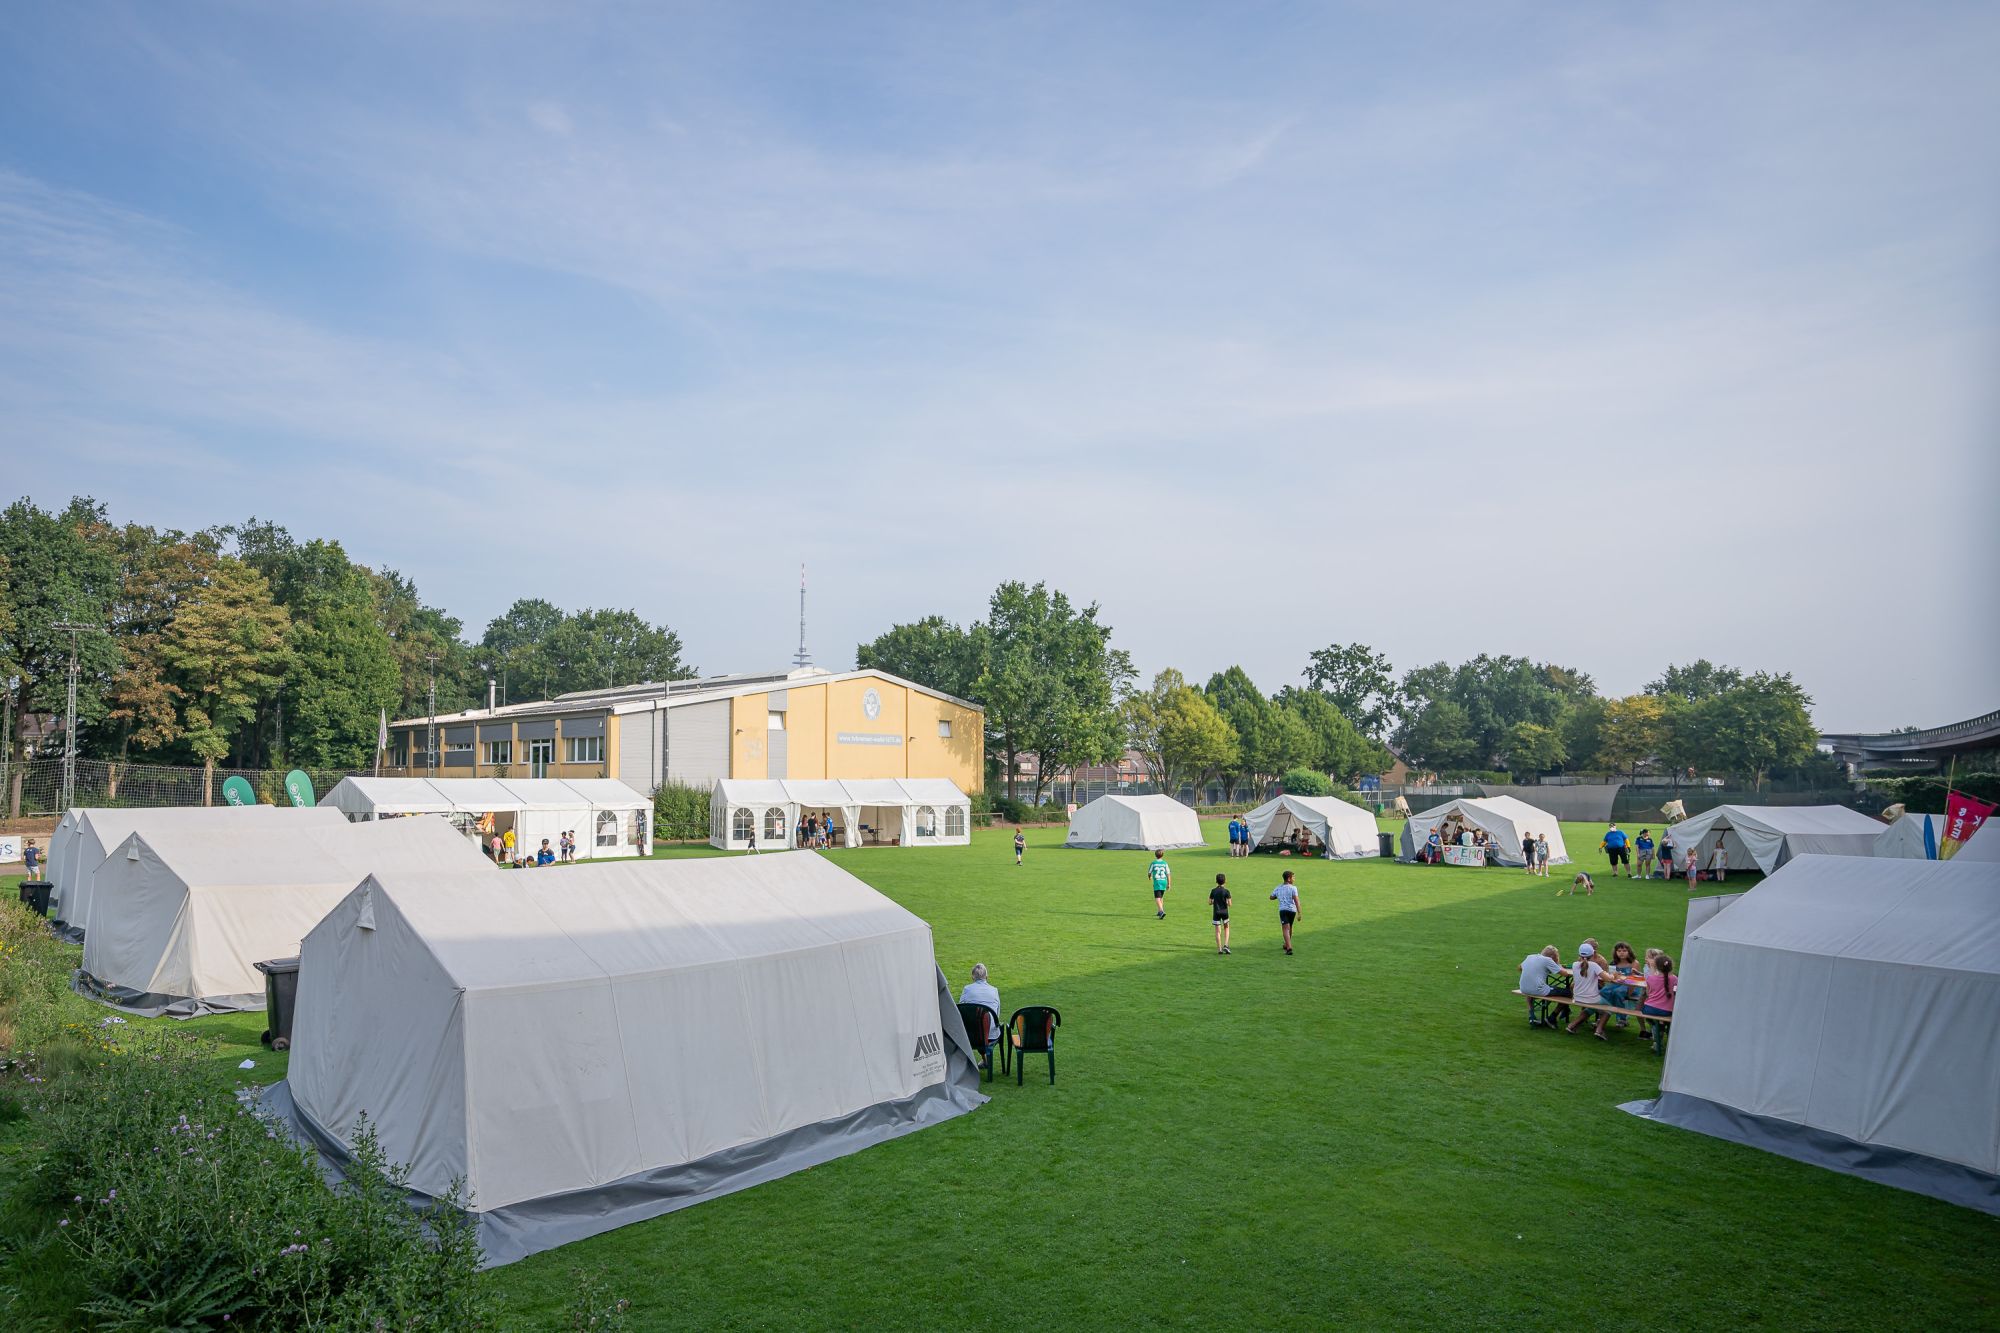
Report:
255,956,301,1051
18,880,52,916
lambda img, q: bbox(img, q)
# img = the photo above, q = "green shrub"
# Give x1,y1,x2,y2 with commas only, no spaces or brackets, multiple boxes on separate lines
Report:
1862,772,2000,810
652,780,712,841
1280,769,1331,797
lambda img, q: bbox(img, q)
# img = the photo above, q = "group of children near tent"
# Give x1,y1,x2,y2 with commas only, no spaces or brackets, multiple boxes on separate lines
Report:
795,813,839,849
486,828,580,869
1146,849,1303,956
1224,815,1315,858
1518,939,1678,1042
1600,823,1730,886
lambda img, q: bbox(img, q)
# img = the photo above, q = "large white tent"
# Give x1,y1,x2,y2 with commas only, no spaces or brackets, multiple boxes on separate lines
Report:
1625,855,2000,1215
261,852,985,1265
1954,822,2000,863
1663,803,1881,875
1873,811,1945,860
1064,794,1204,851
49,805,349,941
1243,794,1381,859
78,815,489,1016
1399,795,1567,867
319,777,651,859
708,778,971,850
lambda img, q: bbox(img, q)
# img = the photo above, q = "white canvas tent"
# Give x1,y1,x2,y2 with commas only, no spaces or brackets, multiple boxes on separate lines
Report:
1954,822,2000,863
1873,811,1944,860
1663,804,1881,875
708,778,971,850
1243,794,1381,859
1625,855,2000,1215
319,777,650,859
1064,794,1204,851
49,805,349,941
78,815,489,1016
1400,795,1567,867
261,853,985,1265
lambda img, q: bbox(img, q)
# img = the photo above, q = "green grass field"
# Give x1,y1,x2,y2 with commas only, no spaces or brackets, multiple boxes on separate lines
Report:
11,823,2000,1328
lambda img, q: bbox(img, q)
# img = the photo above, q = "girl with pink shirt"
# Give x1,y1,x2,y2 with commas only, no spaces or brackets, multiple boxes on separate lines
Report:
1641,954,1678,1054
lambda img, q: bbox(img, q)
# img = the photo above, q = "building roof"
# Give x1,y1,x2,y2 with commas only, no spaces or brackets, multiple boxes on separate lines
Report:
392,667,981,730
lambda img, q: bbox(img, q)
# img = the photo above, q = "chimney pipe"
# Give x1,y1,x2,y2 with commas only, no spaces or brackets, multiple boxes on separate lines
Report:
487,678,497,712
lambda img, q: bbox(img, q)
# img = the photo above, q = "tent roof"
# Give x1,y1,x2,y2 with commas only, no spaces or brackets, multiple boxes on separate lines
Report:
1677,804,1884,837
1955,822,2000,863
899,778,969,805
1089,794,1194,815
1689,854,2000,977
359,852,929,992
74,804,343,842
1250,794,1371,820
123,813,476,889
1412,794,1558,828
321,777,455,814
323,776,645,814
711,778,970,807
714,779,796,805
492,779,594,811
555,778,649,810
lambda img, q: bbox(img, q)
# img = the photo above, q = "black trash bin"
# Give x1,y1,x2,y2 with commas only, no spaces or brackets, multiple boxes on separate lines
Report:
18,880,52,916
1378,832,1396,859
255,956,301,1051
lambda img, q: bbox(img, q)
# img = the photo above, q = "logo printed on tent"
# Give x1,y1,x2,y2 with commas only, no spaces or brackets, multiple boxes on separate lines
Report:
911,1032,942,1060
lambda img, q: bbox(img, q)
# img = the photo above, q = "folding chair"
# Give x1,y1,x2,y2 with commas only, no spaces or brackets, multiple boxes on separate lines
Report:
1007,1006,1061,1085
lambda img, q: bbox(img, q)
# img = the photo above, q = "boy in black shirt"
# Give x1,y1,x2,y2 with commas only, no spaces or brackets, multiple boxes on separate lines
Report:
1210,873,1232,955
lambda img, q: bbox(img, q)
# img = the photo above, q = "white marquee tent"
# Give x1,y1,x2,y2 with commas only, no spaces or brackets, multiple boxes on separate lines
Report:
1873,811,1945,860
1954,822,2000,863
1625,854,2000,1214
708,778,971,850
319,777,651,859
1663,804,1881,875
79,815,489,1016
262,852,985,1265
1065,794,1205,851
49,805,349,941
1242,794,1381,859
1400,795,1568,867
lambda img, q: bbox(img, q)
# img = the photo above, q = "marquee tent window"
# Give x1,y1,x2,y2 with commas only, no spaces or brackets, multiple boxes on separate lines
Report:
709,779,973,851
914,806,937,838
732,808,754,842
763,807,787,842
596,810,619,848
944,806,966,838
319,777,652,860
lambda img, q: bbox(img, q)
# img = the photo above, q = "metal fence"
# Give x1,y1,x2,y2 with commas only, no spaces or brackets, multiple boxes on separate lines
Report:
0,756,376,818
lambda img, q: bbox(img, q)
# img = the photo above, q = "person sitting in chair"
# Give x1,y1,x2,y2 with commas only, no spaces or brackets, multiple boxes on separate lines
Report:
959,963,1001,1049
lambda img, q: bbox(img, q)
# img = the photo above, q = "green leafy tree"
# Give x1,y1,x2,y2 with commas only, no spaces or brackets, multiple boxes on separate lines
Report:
1124,670,1238,800
1401,698,1479,770
546,608,694,695
856,616,986,702
1204,666,1272,800
1503,721,1567,775
1304,642,1402,739
159,558,291,787
477,598,567,703
976,582,1131,802
1700,672,1819,791
1562,695,1609,775
103,525,230,758
1592,694,1669,780
371,568,482,717
0,497,122,762
1273,687,1393,781
1646,660,1745,704
1280,767,1332,797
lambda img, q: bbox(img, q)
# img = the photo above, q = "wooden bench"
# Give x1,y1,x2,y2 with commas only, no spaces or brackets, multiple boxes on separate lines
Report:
1512,989,1670,1053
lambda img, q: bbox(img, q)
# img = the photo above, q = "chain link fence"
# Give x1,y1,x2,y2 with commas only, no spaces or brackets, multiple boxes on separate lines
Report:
0,756,376,819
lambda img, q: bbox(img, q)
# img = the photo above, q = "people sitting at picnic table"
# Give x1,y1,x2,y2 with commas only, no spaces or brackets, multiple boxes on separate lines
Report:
1600,941,1643,1028
1643,953,1677,1024
1518,945,1569,1028
1292,826,1311,857
1566,942,1612,1039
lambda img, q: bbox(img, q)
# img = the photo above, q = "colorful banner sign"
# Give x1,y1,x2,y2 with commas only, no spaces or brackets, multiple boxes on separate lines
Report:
220,776,256,807
1939,790,1995,860
284,769,316,808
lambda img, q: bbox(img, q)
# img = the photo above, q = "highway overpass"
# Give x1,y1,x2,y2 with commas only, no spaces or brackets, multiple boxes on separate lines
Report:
1822,707,2000,771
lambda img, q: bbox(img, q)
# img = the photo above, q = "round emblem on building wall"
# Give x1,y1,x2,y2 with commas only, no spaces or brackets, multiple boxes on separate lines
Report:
862,688,882,720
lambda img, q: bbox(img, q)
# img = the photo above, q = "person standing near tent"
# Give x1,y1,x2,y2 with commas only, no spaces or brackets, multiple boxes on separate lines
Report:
1424,826,1442,865
1149,850,1171,919
1602,823,1630,878
1708,839,1728,882
1210,873,1232,954
1657,830,1676,881
1270,870,1301,955
1635,829,1655,880
1535,832,1551,877
1013,828,1025,866
1521,830,1536,874
22,838,38,877
1226,815,1240,857
1683,845,1698,884
502,827,516,862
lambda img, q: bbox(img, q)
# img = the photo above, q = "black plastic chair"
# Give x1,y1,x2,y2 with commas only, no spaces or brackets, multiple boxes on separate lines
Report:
957,1002,1005,1082
1007,1006,1061,1085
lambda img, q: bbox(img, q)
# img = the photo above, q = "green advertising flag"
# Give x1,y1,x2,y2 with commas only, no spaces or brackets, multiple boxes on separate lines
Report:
220,776,256,807
284,770,316,808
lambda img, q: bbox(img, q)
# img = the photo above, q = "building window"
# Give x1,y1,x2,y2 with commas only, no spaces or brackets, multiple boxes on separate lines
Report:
596,810,618,847
763,807,787,842
481,739,512,767
732,807,754,842
565,735,603,764
945,805,966,837
914,805,936,838
444,741,473,766
938,719,952,738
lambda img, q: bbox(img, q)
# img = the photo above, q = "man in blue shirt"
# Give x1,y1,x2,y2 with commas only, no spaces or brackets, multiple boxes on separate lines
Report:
1601,824,1631,878
1228,816,1244,857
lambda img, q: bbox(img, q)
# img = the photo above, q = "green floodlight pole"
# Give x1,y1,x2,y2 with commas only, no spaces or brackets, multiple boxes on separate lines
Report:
52,620,107,815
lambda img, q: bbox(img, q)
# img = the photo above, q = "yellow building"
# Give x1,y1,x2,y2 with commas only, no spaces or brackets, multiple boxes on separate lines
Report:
388,668,984,796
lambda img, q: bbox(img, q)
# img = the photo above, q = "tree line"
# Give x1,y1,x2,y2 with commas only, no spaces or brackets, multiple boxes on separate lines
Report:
859,590,1825,799
0,497,692,782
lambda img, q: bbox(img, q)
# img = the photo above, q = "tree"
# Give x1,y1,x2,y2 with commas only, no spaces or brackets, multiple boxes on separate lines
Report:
104,524,228,758
546,608,694,695
478,598,568,703
1401,698,1479,770
1280,767,1331,797
1273,687,1393,781
1203,666,1271,800
1304,642,1401,739
856,616,985,702
1561,695,1609,775
0,497,122,763
1646,660,1744,705
159,558,290,788
1699,672,1819,790
370,568,482,717
1123,670,1237,800
976,582,1131,802
1393,654,1574,767
1503,721,1567,775
1592,694,1669,779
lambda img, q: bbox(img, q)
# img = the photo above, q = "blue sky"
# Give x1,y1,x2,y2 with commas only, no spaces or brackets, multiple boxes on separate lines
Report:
3,2,1995,729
